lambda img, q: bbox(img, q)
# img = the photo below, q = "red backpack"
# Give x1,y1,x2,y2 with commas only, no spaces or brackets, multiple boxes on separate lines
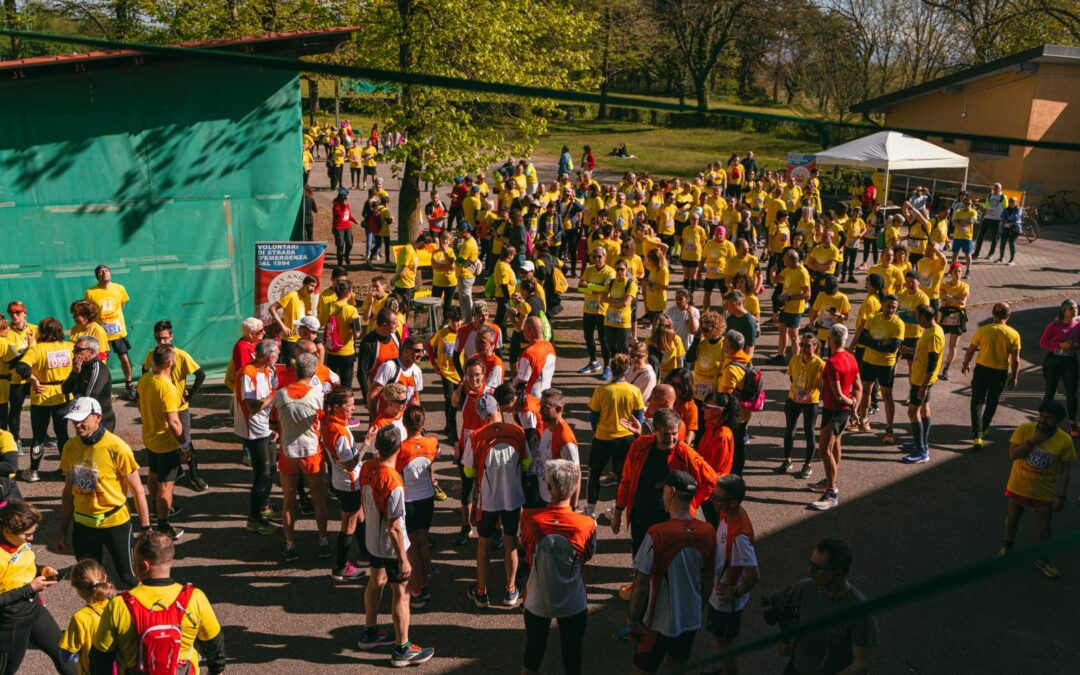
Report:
324,309,348,353
120,584,196,675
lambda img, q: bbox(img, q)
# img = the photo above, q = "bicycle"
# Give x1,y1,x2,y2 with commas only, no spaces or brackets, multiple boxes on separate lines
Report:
1036,190,1080,225
1022,207,1039,243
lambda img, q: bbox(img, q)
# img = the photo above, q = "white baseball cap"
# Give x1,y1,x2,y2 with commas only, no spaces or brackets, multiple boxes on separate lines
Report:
65,397,102,422
475,394,499,420
298,315,321,332
520,260,535,273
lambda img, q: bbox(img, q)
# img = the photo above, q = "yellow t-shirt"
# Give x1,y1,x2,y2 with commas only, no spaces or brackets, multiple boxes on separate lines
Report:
916,257,946,297
844,218,866,247
580,264,616,315
377,206,393,238
94,583,222,673
727,254,759,286
329,303,361,357
456,236,480,281
680,225,707,262
362,145,377,167
275,289,313,343
809,244,842,276
608,205,634,231
316,288,341,327
603,279,637,329
588,381,645,441
332,145,346,167
583,196,605,226
0,542,36,594
910,324,945,387
767,223,790,254
60,431,139,529
764,197,786,228
744,294,761,317
855,295,882,335
645,266,669,313
616,254,645,281
395,244,419,289
952,207,978,240
939,279,969,308
781,266,811,315
360,292,389,335
463,195,481,227
787,354,825,404
431,247,457,288
656,204,678,236
493,260,517,299
1006,423,1077,501
84,284,130,340
22,340,74,406
137,374,182,453
703,239,736,279
691,337,727,401
970,323,1021,371
656,335,686,379
70,322,111,356
811,292,851,342
61,599,110,675
906,220,929,255
868,263,904,295
348,146,363,168
142,347,200,412
898,289,931,339
428,327,461,385
860,313,905,367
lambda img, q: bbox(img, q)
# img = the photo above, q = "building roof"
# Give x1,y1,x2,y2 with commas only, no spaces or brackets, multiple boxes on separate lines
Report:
851,44,1080,114
0,27,357,78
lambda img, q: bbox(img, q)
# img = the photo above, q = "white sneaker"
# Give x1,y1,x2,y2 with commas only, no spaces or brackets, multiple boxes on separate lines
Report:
810,491,838,511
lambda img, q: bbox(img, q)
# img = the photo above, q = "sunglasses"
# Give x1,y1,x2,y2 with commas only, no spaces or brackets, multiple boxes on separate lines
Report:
387,399,406,405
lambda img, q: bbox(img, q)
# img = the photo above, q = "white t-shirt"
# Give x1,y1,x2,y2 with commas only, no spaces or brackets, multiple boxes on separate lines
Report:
514,349,557,399
272,385,324,459
708,529,758,613
400,447,440,502
463,436,525,512
633,519,709,638
666,305,701,350
373,360,424,403
533,430,579,504
329,432,362,492
625,365,657,402
240,368,277,440
363,483,410,559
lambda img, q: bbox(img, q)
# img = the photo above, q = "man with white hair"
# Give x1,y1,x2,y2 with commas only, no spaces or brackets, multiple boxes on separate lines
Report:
237,339,280,535
810,324,862,511
62,335,115,431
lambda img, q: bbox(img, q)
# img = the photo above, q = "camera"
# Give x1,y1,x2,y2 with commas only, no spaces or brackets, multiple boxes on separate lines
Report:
761,586,799,630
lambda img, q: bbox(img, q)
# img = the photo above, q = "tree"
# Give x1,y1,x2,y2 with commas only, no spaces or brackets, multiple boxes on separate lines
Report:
653,0,750,111
919,0,1035,62
3,0,18,59
351,0,595,242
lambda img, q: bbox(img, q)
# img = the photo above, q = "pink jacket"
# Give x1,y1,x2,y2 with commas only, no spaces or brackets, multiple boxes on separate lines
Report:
1039,319,1080,353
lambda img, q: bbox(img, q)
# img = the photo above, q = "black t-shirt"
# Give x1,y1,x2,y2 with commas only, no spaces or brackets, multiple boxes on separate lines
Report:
632,447,671,530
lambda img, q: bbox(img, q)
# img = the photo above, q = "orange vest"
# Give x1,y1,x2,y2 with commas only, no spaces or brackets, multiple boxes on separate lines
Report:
645,518,716,629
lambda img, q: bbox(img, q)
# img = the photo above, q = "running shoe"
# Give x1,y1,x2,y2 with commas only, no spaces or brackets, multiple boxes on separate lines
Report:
599,472,618,487
577,361,601,374
858,421,871,433
1034,559,1060,579
808,478,828,492
318,541,333,559
502,588,521,608
410,590,428,609
600,367,613,382
773,460,793,474
299,496,316,517
189,473,209,492
126,381,138,401
868,404,880,416
1007,261,1015,267
972,436,984,451
618,582,634,601
467,584,490,608
358,627,395,650
901,452,929,464
245,519,278,535
20,469,40,483
159,525,184,541
284,545,300,563
261,505,283,522
939,368,949,381
452,528,471,546
881,429,895,444
433,482,448,501
998,543,1013,558
856,263,867,271
796,464,813,479
809,490,838,511
331,562,367,581
616,625,631,641
391,642,435,667
241,448,252,466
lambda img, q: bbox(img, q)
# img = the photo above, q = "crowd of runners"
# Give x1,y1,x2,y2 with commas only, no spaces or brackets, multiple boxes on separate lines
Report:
0,132,1073,674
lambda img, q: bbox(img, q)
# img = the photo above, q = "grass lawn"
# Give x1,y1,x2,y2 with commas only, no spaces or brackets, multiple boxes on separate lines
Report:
533,119,821,179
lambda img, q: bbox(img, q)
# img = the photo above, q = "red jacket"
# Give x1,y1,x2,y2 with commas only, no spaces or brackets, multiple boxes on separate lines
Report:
615,435,718,526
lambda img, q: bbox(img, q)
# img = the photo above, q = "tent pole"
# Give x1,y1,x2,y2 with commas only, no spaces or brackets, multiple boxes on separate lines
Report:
962,166,969,191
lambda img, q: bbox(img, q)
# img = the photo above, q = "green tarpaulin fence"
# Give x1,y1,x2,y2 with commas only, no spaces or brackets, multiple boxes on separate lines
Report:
0,61,302,374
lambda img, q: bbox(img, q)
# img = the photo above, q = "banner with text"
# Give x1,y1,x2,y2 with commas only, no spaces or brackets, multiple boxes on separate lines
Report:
254,242,326,332
786,153,817,183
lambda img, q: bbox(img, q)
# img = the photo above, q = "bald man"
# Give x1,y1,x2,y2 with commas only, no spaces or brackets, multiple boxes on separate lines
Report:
514,316,556,399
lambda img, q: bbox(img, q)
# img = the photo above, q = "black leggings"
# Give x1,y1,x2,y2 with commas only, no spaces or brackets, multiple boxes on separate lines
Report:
325,354,355,394
974,219,999,258
522,609,587,675
1042,353,1078,420
732,421,748,476
842,247,858,278
783,399,818,463
971,365,1008,437
583,314,609,366
861,238,878,265
73,520,137,588
5,384,27,443
441,377,458,439
587,435,633,504
246,436,275,521
605,326,630,358
0,602,74,675
433,285,455,316
998,230,1018,262
30,402,71,470
333,228,353,265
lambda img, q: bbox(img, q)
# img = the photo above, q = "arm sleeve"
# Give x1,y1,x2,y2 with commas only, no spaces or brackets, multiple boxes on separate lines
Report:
196,633,226,675
13,362,30,378
89,647,119,675
0,450,20,475
356,340,376,392
87,363,111,401
61,369,81,397
1040,323,1062,351
925,352,940,375
187,368,207,400
0,583,34,608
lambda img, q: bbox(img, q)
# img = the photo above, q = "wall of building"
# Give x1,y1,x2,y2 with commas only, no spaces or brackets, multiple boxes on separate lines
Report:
0,62,302,372
1019,63,1080,196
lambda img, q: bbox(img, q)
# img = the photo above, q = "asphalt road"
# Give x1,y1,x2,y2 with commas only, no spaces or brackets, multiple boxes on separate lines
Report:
19,155,1080,674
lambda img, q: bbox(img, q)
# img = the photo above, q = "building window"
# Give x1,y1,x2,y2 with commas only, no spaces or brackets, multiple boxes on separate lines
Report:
970,140,1009,156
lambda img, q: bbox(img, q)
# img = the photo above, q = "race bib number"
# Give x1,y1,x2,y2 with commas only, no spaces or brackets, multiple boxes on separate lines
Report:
585,298,601,313
705,264,721,277
942,313,961,327
1054,347,1074,357
70,463,100,493
47,349,72,370
794,389,815,404
919,276,932,288
695,381,716,400
102,321,122,336
686,242,698,253
606,309,624,325
816,314,836,329
677,210,689,220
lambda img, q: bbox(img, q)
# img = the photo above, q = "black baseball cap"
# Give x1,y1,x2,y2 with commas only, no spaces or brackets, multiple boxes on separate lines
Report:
658,470,697,497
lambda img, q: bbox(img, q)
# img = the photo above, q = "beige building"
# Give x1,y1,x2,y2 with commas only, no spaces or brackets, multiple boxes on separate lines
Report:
852,45,1080,199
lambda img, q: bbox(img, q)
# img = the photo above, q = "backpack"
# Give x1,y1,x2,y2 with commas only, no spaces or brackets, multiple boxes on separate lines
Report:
324,309,348,353
484,274,497,299
365,207,382,234
121,584,196,675
729,360,765,412
552,266,569,294
538,311,553,342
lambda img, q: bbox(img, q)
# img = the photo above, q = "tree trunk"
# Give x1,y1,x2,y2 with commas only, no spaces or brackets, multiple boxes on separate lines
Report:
597,7,612,121
693,71,709,112
3,0,18,60
334,79,340,127
399,152,423,244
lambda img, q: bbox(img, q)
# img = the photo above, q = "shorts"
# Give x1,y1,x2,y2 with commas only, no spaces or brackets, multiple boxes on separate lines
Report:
278,453,324,475
909,383,933,405
939,309,967,335
633,630,697,672
363,166,377,177
369,554,409,583
951,239,972,254
859,361,896,388
680,259,699,269
707,606,743,640
703,278,727,293
405,497,435,532
178,408,193,449
109,337,132,356
334,488,362,513
477,508,521,538
901,337,918,361
147,449,183,482
820,409,851,434
778,312,802,329
457,463,475,505
1005,489,1054,510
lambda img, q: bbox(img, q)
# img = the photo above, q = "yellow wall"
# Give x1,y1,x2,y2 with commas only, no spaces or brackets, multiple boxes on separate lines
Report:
881,65,1079,198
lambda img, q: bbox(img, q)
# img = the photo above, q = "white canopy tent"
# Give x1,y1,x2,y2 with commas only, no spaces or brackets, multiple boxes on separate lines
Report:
814,131,971,205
